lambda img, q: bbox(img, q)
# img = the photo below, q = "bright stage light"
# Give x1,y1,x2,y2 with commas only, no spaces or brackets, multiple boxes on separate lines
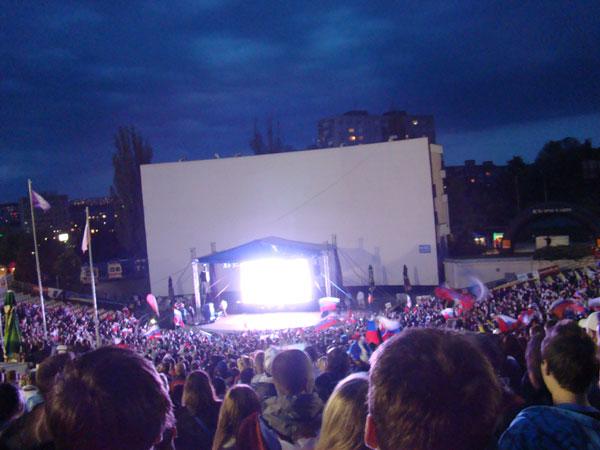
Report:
240,258,313,306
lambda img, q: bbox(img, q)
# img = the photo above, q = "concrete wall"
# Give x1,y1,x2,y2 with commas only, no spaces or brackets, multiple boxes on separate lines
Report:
142,138,440,296
444,257,587,288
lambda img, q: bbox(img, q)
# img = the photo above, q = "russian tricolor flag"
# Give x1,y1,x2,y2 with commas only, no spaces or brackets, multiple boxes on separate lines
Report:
441,308,455,320
319,297,339,313
518,308,539,326
495,314,519,333
365,319,381,345
589,297,600,309
173,309,184,327
378,317,401,341
315,312,340,331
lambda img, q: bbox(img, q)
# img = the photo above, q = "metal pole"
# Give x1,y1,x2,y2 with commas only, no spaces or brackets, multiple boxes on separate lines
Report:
86,207,101,348
0,293,5,361
323,247,332,298
28,179,48,339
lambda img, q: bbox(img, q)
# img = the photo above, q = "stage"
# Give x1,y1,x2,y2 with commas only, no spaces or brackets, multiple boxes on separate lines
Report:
197,311,322,333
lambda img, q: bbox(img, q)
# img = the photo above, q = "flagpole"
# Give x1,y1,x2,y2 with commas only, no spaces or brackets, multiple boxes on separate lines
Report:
86,207,101,348
0,297,5,361
28,179,48,339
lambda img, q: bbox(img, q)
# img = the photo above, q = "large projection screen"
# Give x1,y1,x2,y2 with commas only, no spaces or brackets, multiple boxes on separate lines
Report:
142,138,439,296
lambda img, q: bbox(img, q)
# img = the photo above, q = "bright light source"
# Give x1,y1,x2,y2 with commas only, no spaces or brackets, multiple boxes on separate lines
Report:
240,258,313,306
58,233,69,242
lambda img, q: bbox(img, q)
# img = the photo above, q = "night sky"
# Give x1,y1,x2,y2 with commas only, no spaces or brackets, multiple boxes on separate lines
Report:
2,1,599,202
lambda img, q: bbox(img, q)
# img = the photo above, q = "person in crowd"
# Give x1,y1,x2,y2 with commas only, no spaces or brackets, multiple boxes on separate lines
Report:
212,384,261,450
315,373,369,450
315,346,350,403
499,320,600,449
239,368,254,385
0,383,23,434
365,328,502,450
175,370,222,450
238,349,323,450
44,346,174,450
251,351,267,384
0,352,74,450
519,331,552,406
170,362,188,407
252,348,277,402
212,377,227,400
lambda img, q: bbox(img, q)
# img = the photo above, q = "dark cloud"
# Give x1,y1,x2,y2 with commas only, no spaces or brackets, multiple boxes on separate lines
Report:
1,0,599,201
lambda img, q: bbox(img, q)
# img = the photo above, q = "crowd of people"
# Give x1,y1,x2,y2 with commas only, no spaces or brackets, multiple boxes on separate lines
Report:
0,264,599,449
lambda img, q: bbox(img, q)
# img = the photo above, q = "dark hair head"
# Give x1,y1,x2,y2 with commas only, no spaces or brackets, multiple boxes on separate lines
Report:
541,320,599,394
545,318,558,331
368,328,501,450
316,373,369,450
36,353,75,395
183,370,219,415
272,349,314,396
240,368,254,385
212,376,226,398
0,382,23,423
525,332,545,390
45,346,174,450
326,346,350,376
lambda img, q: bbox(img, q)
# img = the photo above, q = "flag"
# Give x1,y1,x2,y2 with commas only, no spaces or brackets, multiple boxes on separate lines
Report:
144,324,162,339
146,293,159,317
173,308,184,327
81,219,89,253
31,190,51,211
589,297,600,309
518,308,540,326
549,298,584,319
378,316,401,341
495,314,519,333
441,308,455,320
3,291,22,360
319,297,339,313
315,312,340,331
456,293,475,312
365,319,381,345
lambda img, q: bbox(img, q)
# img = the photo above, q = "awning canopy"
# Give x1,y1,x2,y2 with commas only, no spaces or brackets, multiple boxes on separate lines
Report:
195,236,329,264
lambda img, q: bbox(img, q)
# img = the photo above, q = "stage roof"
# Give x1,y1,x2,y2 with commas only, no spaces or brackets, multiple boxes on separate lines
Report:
195,236,329,264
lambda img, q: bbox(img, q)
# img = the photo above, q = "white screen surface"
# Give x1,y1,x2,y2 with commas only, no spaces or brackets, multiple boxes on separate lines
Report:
240,258,313,305
142,138,440,296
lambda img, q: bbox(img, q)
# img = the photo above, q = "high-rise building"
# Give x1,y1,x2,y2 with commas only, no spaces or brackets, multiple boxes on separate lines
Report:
317,110,435,148
382,110,436,144
69,197,117,235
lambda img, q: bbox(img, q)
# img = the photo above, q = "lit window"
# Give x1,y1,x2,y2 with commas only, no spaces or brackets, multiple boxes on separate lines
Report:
348,128,355,133
412,119,419,125
349,135,357,141
470,178,476,183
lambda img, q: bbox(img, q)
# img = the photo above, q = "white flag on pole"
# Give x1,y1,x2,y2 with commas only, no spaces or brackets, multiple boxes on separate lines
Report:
81,219,89,253
31,190,51,211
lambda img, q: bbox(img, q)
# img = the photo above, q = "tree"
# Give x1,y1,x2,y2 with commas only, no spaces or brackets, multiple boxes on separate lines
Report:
249,118,290,154
249,119,266,155
506,156,528,211
110,127,153,258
